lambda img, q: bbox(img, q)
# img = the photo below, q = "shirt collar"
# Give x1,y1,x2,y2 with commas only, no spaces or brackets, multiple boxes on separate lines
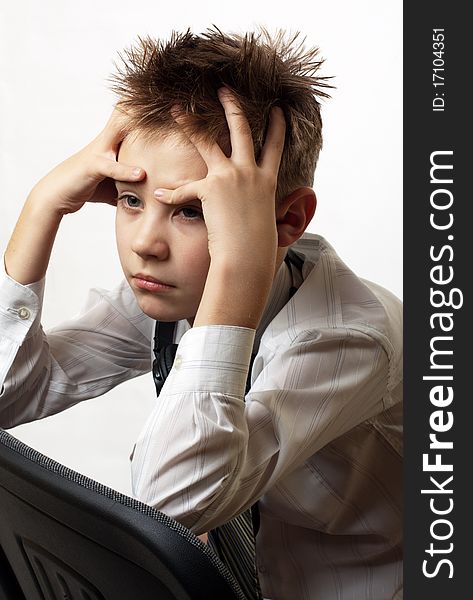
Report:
253,257,294,354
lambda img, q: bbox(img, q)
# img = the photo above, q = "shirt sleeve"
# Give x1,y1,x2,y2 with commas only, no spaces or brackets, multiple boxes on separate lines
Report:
0,254,153,428
130,323,390,535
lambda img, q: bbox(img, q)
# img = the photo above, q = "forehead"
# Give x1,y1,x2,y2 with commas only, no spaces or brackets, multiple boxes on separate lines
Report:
118,130,208,188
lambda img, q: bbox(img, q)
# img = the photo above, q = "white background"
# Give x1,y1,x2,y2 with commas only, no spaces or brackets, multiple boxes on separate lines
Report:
0,0,402,495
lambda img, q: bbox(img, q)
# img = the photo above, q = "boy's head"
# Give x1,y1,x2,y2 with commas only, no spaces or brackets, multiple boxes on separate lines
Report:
111,27,331,203
111,28,330,323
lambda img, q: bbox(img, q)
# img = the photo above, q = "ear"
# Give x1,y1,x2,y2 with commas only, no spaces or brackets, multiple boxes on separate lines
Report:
276,187,316,247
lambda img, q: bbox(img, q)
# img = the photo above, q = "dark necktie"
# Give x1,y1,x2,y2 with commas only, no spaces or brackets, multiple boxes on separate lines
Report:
152,322,262,600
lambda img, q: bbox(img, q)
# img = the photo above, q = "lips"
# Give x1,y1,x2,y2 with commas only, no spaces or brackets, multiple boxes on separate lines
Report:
132,273,176,293
134,273,174,286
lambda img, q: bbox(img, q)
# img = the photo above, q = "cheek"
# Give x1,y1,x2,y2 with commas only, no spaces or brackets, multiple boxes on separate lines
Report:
182,240,211,285
115,218,131,260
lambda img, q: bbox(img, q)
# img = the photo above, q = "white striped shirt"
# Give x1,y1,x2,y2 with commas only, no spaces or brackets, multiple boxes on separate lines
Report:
0,233,403,599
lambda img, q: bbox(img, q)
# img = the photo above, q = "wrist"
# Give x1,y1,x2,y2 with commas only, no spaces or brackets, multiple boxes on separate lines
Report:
209,226,277,265
27,183,71,218
193,256,275,329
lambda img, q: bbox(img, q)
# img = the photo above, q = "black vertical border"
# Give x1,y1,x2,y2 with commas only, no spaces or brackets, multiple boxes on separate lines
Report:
404,2,470,598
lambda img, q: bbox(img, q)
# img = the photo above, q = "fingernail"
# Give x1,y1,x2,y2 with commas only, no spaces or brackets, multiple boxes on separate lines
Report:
154,189,164,198
132,167,142,177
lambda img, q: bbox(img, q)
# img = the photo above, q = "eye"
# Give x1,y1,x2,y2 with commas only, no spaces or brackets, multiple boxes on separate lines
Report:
177,206,204,221
117,194,142,212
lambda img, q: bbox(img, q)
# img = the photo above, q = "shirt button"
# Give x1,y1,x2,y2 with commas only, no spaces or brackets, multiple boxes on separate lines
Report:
173,355,183,369
18,307,31,320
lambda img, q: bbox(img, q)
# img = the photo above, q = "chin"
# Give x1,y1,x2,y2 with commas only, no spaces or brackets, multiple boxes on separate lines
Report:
135,292,193,322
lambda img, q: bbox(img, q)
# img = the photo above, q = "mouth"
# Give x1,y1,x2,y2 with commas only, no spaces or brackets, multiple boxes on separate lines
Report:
132,273,175,292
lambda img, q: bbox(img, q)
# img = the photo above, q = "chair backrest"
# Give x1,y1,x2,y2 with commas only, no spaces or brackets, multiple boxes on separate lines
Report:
0,428,245,600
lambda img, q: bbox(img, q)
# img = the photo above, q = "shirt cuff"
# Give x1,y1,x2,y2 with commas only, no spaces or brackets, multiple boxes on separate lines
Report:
165,325,256,397
0,252,45,344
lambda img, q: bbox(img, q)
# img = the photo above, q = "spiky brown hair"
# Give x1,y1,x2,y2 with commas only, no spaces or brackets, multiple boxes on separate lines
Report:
110,26,332,202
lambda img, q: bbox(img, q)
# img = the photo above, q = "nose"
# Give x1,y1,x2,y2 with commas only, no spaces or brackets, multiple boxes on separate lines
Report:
131,217,170,261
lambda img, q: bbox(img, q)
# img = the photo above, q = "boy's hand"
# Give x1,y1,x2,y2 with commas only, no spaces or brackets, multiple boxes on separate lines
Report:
30,108,145,215
5,108,146,286
155,88,286,269
154,88,286,328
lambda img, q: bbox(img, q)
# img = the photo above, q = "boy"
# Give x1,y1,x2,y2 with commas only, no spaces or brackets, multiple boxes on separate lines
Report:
0,29,403,599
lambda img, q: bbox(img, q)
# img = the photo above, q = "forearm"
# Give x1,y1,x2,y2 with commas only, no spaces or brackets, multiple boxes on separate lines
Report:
193,254,276,329
131,325,261,532
0,274,151,427
4,193,63,285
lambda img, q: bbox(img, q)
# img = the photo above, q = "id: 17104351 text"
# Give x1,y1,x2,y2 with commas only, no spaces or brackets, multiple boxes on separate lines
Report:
432,28,445,112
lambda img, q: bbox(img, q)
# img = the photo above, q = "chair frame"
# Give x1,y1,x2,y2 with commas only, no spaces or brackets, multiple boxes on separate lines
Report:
0,428,245,600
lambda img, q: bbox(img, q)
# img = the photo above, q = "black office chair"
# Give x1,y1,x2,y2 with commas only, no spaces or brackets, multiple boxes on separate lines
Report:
0,428,245,600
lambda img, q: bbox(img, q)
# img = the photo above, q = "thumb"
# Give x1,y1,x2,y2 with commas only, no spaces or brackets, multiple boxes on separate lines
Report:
89,158,145,204
94,155,145,183
153,180,203,204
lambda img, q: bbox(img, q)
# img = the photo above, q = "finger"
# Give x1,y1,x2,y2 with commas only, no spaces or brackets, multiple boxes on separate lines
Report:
217,87,255,163
100,106,130,149
258,106,286,174
91,177,120,205
95,155,145,183
154,180,204,205
171,106,227,166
